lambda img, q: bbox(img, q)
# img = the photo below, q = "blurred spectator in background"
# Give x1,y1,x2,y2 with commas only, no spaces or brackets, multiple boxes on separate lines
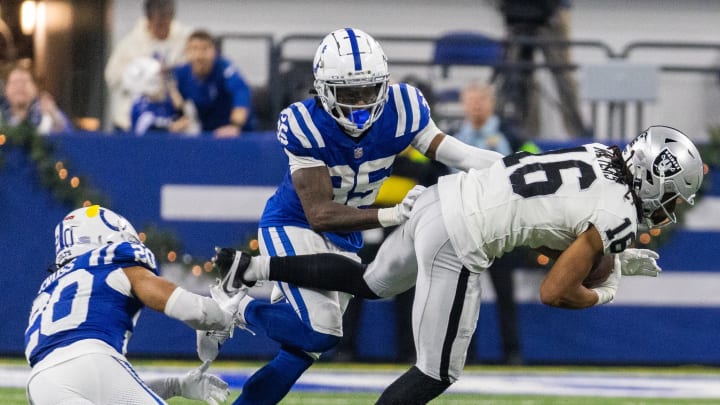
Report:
105,0,191,132
456,82,513,155
0,64,71,135
172,30,255,138
496,0,586,138
122,57,199,136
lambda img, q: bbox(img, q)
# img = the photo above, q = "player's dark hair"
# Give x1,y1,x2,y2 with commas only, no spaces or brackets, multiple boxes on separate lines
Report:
611,145,643,220
187,29,214,44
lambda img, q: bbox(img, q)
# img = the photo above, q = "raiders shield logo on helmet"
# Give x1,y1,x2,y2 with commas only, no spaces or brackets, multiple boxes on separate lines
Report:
652,148,682,177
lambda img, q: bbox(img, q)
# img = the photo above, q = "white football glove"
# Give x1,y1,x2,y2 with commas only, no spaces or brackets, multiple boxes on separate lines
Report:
197,329,232,363
196,282,244,362
616,248,661,277
592,257,622,306
210,280,246,313
377,185,427,227
179,361,229,405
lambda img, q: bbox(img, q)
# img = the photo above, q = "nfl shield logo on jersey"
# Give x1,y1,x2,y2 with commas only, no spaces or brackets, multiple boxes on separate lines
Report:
354,147,364,159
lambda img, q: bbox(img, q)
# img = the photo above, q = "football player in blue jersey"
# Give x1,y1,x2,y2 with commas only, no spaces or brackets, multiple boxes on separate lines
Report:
200,28,508,404
25,205,235,405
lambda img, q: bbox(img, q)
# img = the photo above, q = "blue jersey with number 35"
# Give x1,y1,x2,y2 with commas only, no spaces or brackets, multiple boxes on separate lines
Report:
24,242,157,367
260,83,433,252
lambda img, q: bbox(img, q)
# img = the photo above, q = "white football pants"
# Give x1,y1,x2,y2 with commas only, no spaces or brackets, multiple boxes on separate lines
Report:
258,225,356,338
365,185,484,383
27,353,166,404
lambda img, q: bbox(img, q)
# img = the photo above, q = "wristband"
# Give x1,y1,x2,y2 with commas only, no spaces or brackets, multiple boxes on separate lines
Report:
592,286,615,305
377,206,399,227
164,287,230,330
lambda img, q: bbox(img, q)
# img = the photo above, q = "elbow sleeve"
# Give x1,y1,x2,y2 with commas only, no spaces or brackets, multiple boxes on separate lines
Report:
435,135,503,171
164,287,231,330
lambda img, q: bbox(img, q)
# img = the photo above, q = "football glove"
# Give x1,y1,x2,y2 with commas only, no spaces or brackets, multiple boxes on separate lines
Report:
197,329,232,363
377,185,426,227
196,282,244,362
617,248,661,277
592,257,622,305
179,361,229,405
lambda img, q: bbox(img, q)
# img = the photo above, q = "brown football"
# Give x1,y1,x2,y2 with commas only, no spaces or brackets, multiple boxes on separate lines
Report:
582,254,614,288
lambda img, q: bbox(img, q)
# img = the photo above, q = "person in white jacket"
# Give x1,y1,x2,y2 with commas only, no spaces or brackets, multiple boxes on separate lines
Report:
104,0,191,131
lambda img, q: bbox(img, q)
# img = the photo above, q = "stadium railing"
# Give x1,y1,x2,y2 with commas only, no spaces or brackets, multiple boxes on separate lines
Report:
216,31,719,141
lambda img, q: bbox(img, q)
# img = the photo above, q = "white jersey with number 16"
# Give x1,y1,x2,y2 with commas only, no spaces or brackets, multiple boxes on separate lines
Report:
438,143,638,270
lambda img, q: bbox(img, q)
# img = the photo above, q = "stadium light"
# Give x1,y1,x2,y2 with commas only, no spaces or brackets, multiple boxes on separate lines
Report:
20,1,36,36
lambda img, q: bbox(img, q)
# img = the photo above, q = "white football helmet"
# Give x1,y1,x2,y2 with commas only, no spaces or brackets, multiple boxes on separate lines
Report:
54,205,141,267
122,57,163,97
313,28,390,137
623,126,704,228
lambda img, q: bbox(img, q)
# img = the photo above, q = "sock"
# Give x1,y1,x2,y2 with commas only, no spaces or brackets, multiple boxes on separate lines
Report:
244,255,270,283
235,295,254,325
233,349,314,405
376,366,451,404
268,254,379,299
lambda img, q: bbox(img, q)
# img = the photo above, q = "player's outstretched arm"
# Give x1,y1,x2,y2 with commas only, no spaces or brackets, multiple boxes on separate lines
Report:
539,225,614,309
423,133,504,171
123,266,236,331
293,166,420,230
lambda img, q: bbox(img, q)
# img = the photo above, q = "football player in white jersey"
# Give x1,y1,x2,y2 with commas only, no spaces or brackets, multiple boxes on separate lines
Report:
202,28,505,404
215,126,704,404
24,205,235,405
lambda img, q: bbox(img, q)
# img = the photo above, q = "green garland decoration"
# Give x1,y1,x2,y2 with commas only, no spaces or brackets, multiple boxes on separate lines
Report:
0,124,199,266
1,122,108,208
0,124,263,273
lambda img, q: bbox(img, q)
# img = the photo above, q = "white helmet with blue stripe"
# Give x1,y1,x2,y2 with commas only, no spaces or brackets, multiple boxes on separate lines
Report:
313,28,390,137
54,205,140,267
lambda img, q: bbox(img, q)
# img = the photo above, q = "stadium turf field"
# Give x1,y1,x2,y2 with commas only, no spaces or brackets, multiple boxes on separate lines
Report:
4,388,720,404
5,359,720,404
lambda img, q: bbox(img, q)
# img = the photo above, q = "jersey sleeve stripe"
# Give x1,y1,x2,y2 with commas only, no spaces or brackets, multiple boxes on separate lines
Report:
399,83,414,136
408,86,422,132
284,105,313,149
294,103,326,148
391,85,407,138
288,103,326,149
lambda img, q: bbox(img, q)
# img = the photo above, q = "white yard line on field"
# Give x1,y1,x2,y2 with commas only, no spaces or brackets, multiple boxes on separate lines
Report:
3,364,720,399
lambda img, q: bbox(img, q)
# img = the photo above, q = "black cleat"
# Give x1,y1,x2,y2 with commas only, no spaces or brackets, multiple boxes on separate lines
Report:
213,247,255,295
